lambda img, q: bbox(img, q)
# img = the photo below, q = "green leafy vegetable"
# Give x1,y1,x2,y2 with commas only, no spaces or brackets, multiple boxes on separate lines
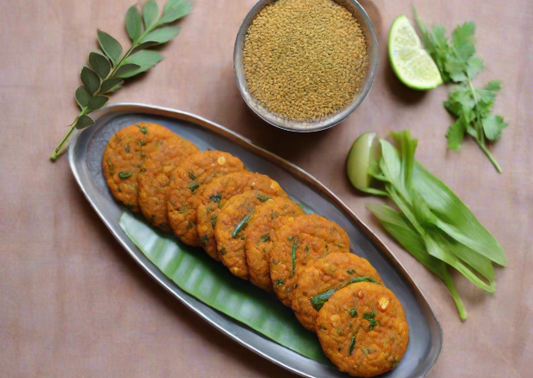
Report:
349,335,356,355
188,182,200,193
118,171,133,179
50,0,192,161
120,212,326,361
414,9,508,173
363,309,378,330
210,194,222,203
309,277,379,311
358,130,506,320
291,237,299,277
232,213,252,238
256,194,272,202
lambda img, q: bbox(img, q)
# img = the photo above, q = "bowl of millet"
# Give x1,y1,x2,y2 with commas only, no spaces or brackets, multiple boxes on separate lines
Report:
234,0,378,132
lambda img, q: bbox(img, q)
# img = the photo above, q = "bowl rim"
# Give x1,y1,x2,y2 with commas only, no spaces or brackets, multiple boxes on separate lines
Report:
233,0,379,133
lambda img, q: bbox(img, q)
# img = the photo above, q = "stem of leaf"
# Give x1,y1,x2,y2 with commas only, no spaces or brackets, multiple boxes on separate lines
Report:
476,138,502,174
50,20,159,161
49,109,86,161
442,269,468,322
466,74,502,173
467,77,485,144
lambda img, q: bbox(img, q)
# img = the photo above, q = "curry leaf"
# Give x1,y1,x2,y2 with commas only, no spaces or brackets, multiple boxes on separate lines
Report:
143,0,159,28
97,30,122,65
99,78,124,94
121,50,163,78
88,51,111,79
75,115,95,129
159,0,193,25
50,0,192,161
126,6,143,42
80,66,100,95
75,86,91,108
87,95,109,112
114,63,141,78
141,26,180,44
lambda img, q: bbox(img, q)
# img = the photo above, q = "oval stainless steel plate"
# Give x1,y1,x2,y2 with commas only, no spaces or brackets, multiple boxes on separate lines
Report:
68,103,442,378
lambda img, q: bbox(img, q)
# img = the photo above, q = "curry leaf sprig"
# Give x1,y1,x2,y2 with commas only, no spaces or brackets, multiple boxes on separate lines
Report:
50,0,192,161
358,131,506,321
414,10,508,173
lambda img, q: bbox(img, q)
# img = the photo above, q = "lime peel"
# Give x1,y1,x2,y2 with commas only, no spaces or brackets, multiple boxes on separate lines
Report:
389,15,442,90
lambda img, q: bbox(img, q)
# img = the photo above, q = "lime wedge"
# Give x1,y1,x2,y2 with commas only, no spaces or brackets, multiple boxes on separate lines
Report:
389,15,442,90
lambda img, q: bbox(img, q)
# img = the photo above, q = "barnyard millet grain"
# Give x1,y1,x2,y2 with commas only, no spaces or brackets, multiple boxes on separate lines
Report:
243,0,369,121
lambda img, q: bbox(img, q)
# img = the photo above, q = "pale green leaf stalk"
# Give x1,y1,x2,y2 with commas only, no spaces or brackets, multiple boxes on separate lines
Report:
50,0,192,161
348,130,506,320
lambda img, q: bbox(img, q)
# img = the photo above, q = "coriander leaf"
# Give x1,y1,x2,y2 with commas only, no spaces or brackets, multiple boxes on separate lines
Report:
80,66,100,95
87,95,109,111
126,6,143,42
88,51,111,79
482,115,507,141
99,78,124,93
97,30,123,65
452,22,476,63
159,0,193,25
75,115,95,129
121,50,163,78
75,86,91,108
484,80,502,92
143,0,159,28
414,10,507,173
446,118,465,151
141,26,180,44
467,57,484,80
114,63,141,78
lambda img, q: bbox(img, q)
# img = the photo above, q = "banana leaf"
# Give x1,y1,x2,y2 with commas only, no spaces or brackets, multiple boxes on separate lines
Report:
119,212,327,362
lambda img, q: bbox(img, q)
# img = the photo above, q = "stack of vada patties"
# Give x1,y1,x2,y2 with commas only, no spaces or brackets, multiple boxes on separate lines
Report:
103,123,409,377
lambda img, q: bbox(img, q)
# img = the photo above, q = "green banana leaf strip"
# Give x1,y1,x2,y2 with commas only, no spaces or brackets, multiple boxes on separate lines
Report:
119,212,328,362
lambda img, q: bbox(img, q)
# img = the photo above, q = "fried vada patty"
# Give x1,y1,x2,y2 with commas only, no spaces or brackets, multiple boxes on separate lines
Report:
137,134,199,230
316,282,408,377
102,122,175,212
167,151,246,246
215,190,280,280
196,171,288,260
244,197,305,291
292,252,383,331
270,214,350,307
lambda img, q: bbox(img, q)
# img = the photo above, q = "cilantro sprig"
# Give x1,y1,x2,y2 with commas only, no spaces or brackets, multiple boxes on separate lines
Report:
414,10,508,173
50,0,192,161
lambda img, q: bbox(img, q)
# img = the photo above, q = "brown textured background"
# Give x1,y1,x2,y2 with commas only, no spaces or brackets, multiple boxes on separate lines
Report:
1,0,532,377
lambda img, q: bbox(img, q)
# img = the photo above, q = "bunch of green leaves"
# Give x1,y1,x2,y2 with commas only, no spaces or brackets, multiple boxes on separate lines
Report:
364,131,506,321
414,10,508,173
50,0,193,161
